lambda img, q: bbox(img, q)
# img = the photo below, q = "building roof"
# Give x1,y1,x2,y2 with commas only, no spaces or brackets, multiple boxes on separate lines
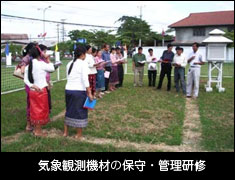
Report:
1,40,30,45
1,33,29,40
169,11,234,28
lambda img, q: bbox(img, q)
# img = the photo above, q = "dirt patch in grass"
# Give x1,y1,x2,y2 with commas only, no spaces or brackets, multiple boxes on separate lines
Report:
1,132,26,144
51,110,66,122
182,98,202,150
44,128,205,152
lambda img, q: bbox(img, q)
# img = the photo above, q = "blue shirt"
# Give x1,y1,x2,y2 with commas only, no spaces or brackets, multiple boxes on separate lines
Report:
102,51,111,67
160,50,174,62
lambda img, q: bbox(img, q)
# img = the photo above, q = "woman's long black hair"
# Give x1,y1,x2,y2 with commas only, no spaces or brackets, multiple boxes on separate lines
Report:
28,46,41,84
22,43,36,57
68,45,86,75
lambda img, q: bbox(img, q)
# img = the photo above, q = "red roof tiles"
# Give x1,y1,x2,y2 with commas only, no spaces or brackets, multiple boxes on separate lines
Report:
169,11,234,28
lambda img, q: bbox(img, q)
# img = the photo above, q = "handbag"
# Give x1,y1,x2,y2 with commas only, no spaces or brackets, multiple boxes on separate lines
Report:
13,65,24,79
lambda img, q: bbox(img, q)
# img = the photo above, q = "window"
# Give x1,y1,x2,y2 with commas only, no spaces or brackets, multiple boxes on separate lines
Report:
193,28,206,36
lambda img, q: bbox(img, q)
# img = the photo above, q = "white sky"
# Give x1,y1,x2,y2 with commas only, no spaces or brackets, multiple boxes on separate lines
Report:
1,1,234,41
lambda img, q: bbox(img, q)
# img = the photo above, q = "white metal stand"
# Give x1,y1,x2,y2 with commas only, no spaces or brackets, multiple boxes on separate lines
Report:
205,60,225,92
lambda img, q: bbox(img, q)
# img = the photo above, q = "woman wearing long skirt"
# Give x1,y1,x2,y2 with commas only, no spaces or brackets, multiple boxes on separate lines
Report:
95,50,106,98
19,43,36,132
109,48,119,91
24,46,55,137
64,45,93,139
85,45,97,97
39,44,52,113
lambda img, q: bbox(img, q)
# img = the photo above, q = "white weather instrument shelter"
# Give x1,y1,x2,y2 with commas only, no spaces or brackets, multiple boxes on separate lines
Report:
203,29,233,92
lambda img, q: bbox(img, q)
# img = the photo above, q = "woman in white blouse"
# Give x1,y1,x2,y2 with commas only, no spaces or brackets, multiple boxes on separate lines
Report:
24,46,55,137
84,45,97,97
64,45,93,139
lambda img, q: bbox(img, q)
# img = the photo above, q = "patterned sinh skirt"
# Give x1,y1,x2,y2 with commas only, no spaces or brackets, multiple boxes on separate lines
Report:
109,66,119,85
96,70,105,91
29,87,50,125
89,74,96,96
65,90,88,128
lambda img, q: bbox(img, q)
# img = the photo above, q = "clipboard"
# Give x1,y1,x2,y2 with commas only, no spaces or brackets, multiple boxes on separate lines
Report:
83,97,97,110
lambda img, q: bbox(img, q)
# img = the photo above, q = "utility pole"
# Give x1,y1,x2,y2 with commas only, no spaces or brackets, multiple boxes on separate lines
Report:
38,6,51,43
137,5,145,47
57,24,60,43
61,19,66,42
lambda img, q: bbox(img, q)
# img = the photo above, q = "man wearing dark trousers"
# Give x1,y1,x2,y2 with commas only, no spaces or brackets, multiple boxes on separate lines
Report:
102,43,112,93
157,44,174,91
116,47,124,88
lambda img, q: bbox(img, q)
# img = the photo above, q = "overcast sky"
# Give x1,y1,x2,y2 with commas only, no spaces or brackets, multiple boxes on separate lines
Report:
1,1,234,41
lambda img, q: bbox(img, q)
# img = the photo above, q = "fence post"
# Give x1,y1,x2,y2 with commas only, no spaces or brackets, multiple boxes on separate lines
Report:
124,63,127,74
55,52,60,81
6,53,12,66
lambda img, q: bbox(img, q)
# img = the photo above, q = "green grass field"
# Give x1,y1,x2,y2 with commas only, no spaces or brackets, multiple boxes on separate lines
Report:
1,72,234,152
198,78,234,151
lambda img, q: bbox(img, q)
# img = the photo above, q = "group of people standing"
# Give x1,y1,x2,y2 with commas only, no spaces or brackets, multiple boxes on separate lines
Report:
19,43,56,136
132,42,205,98
64,44,127,138
19,41,204,138
20,42,127,138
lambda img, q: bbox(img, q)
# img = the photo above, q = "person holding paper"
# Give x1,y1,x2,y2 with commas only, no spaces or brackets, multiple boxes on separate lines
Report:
172,46,187,95
186,42,205,99
116,47,127,88
64,45,93,139
102,43,112,93
157,44,174,91
39,44,52,113
95,50,106,98
132,47,146,87
146,48,158,87
85,45,97,97
109,48,119,91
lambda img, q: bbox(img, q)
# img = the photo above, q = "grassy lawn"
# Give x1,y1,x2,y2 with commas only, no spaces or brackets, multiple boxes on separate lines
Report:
1,133,139,152
198,78,234,151
1,64,234,152
1,80,66,137
1,73,185,151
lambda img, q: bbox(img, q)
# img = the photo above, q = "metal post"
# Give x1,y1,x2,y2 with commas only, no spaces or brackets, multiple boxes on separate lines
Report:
61,19,66,42
38,6,51,43
57,24,60,43
137,5,145,47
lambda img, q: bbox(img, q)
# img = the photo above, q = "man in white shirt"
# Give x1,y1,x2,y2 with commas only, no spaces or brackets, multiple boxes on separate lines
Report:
146,48,158,87
186,42,205,98
172,46,187,95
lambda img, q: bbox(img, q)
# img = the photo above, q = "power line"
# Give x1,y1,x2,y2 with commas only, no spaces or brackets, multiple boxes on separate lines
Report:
1,37,58,40
1,14,118,29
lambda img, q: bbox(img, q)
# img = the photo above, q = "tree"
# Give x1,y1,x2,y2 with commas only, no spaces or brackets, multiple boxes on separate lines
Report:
52,40,74,58
116,16,151,48
68,29,116,48
224,30,234,47
68,30,95,44
92,30,116,48
1,43,23,61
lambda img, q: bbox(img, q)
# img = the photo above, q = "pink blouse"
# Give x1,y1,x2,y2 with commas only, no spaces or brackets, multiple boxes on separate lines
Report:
110,53,118,67
95,56,105,70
